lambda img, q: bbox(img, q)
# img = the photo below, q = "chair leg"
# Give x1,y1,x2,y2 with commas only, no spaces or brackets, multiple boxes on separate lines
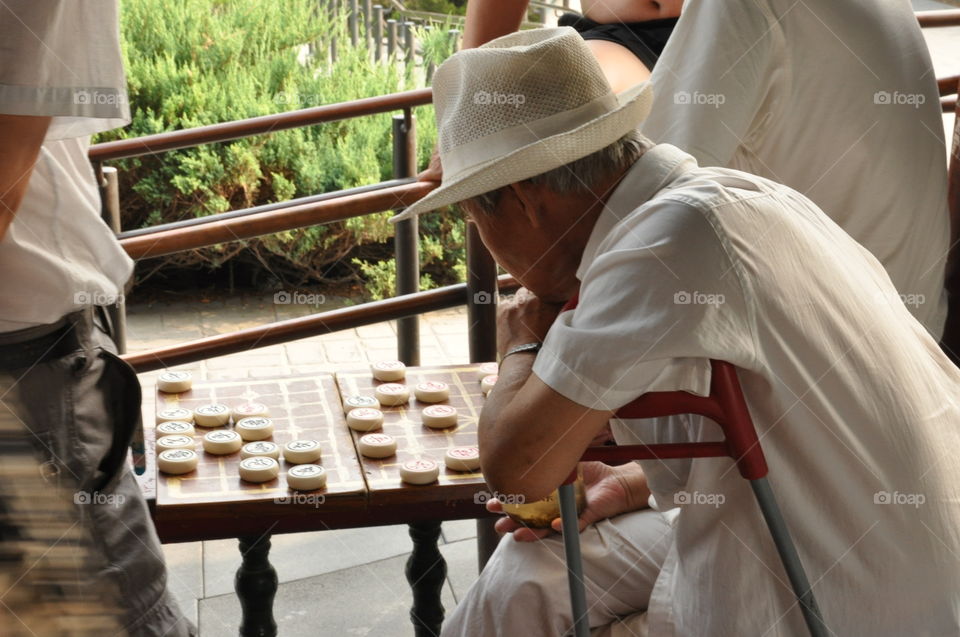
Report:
558,483,591,637
750,477,829,637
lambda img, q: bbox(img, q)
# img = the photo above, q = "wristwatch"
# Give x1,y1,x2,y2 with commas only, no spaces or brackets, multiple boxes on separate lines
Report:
499,342,542,368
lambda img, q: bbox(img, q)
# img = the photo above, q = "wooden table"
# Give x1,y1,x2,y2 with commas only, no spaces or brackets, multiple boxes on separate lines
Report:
140,365,498,637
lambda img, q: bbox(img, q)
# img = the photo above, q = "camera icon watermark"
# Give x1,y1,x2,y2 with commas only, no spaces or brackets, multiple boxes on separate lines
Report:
273,290,326,307
674,91,726,108
673,290,725,307
874,490,925,508
74,291,124,306
472,291,496,305
674,490,725,508
273,91,318,106
873,90,925,108
473,90,526,108
74,490,125,508
274,493,326,508
474,489,526,505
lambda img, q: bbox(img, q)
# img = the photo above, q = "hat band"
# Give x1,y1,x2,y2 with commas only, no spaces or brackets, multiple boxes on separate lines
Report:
440,92,621,180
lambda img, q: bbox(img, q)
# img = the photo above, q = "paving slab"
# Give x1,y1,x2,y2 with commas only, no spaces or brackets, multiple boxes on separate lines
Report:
198,552,457,637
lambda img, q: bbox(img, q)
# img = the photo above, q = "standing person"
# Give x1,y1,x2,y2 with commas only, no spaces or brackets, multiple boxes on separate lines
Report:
642,0,949,340
0,2,194,635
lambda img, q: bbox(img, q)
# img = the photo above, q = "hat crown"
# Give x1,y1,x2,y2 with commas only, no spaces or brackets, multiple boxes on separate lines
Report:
433,28,614,158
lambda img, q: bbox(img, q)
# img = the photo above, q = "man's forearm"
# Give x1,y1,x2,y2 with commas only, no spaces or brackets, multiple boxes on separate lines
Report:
462,0,529,48
477,351,536,454
0,114,51,240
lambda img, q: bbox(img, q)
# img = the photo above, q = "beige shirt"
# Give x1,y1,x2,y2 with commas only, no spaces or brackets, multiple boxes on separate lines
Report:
533,144,960,636
0,1,132,330
642,0,949,339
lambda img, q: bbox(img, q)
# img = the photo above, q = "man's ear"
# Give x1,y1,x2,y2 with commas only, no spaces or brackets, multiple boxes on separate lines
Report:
507,181,542,229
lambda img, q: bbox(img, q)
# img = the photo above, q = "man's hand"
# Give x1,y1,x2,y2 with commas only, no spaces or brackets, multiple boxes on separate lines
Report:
486,461,651,542
417,148,443,183
497,287,564,357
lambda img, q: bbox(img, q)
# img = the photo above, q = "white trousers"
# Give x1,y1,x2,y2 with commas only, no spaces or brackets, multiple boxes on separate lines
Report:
442,509,673,637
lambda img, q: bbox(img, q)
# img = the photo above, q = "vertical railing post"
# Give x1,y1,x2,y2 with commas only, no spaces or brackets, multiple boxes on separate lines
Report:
393,112,420,366
373,5,383,62
348,0,359,46
403,20,416,73
463,178,501,574
330,0,340,64
387,18,398,59
98,165,128,354
363,0,373,48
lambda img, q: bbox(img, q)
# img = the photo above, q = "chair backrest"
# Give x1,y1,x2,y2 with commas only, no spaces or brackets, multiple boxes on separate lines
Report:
560,294,769,480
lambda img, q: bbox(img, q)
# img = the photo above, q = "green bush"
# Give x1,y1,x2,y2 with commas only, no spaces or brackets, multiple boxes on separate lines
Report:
96,0,464,296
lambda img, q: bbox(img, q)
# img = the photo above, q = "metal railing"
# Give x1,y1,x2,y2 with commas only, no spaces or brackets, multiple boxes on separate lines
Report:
90,85,503,372
90,9,960,370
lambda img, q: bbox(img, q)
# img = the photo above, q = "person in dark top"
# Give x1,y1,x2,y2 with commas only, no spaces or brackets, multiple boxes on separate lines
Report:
556,12,678,72
419,0,683,181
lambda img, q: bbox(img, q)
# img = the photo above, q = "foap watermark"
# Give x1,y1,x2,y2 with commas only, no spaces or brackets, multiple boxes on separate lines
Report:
474,489,526,505
674,290,725,307
273,91,321,106
873,91,925,108
74,291,124,306
872,289,926,309
273,290,327,307
72,89,127,107
675,490,725,508
473,90,525,108
674,91,725,108
874,490,925,508
74,490,125,508
274,493,326,508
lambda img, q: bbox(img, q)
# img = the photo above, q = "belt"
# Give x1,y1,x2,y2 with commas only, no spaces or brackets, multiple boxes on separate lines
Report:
0,314,84,372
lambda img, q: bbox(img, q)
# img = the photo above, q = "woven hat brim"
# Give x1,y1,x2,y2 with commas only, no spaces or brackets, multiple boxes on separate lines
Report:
390,81,653,222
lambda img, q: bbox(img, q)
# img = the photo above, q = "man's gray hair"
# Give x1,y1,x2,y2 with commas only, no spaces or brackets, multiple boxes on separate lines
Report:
464,129,654,214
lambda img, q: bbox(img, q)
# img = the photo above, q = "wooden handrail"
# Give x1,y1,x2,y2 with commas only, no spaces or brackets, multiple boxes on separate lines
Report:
939,75,960,97
122,274,519,372
917,9,960,27
89,88,432,161
120,180,436,260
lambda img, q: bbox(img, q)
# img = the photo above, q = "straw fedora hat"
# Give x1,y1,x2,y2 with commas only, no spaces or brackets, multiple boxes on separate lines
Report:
391,26,653,222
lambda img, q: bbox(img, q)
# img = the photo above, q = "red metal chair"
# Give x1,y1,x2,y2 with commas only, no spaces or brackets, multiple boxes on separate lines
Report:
554,296,828,637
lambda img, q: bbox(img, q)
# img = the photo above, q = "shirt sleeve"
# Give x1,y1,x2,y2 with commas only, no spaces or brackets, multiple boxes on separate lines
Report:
0,0,129,139
640,0,780,168
532,199,757,411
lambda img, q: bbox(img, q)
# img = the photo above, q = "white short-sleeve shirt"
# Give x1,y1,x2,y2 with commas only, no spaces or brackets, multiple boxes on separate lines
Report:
533,144,960,636
0,1,133,330
642,0,949,339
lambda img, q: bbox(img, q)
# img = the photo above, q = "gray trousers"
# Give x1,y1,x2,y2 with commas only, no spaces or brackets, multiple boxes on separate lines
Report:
0,308,195,637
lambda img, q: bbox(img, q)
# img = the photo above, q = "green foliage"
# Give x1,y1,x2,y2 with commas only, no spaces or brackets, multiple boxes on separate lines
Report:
98,0,464,295
402,0,467,16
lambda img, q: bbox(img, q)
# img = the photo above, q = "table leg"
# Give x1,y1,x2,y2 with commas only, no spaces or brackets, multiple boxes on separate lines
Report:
236,534,278,637
406,521,446,636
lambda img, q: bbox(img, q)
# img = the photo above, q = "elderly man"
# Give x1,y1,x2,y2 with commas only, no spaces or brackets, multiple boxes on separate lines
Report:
395,28,960,637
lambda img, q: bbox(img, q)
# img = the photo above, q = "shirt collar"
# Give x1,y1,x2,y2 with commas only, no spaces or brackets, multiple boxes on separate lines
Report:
576,144,698,281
